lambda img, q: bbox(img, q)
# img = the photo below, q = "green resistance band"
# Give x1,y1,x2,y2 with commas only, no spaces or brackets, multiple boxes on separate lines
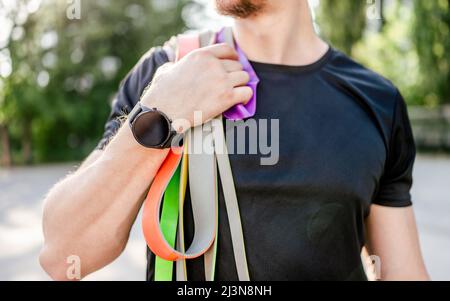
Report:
154,165,181,281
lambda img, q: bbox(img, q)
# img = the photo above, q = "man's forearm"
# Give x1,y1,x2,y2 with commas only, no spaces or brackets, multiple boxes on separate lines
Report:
40,124,168,280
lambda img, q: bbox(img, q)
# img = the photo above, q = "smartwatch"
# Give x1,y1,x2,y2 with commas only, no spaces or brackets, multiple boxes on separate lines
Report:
128,102,178,149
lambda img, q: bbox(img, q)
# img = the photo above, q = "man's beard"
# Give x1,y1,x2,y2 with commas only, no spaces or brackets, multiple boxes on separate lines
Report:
215,0,267,18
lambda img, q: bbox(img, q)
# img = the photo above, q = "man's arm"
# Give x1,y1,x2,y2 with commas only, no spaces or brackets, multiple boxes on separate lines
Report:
39,44,252,280
365,205,430,281
40,125,169,280
78,150,102,171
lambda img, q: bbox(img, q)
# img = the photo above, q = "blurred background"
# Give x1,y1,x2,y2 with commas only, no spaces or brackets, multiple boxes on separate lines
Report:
0,0,449,280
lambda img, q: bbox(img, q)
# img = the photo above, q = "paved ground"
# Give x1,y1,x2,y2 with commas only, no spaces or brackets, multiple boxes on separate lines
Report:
0,155,449,281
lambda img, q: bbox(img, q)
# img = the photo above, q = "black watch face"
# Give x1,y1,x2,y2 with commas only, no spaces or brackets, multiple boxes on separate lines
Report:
132,111,170,148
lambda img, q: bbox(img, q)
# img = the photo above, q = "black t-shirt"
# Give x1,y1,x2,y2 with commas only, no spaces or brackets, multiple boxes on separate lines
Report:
97,45,416,281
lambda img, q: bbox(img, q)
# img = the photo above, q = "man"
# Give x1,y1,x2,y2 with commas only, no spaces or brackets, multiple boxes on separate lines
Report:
40,0,429,280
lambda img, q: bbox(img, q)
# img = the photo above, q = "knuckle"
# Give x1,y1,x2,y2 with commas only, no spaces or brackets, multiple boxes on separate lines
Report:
207,57,221,69
216,71,228,82
190,49,208,61
219,86,234,102
219,43,233,52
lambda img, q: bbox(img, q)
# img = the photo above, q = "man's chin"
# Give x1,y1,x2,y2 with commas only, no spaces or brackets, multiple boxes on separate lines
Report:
215,0,267,18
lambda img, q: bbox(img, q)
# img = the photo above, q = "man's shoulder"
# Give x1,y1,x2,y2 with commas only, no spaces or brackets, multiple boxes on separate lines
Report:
324,48,399,102
118,45,170,100
128,29,204,79
128,46,170,78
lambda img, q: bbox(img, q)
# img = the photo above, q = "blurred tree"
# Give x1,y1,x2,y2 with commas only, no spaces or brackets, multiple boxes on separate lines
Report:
0,0,37,165
352,1,421,105
2,0,449,164
413,0,450,106
0,0,190,164
0,81,11,166
317,0,367,55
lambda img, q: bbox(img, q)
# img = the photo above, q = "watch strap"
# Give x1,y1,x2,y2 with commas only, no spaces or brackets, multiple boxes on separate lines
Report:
128,102,145,125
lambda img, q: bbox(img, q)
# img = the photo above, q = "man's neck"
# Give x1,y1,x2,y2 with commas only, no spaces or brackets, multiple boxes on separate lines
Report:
232,0,329,66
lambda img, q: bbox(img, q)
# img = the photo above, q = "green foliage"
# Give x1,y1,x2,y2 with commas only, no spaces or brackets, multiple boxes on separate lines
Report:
319,0,449,107
1,0,190,164
317,0,367,55
1,0,450,164
412,0,450,106
353,1,422,105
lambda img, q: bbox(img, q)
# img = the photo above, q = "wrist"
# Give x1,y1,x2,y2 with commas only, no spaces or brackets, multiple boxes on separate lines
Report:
141,89,190,134
106,124,168,160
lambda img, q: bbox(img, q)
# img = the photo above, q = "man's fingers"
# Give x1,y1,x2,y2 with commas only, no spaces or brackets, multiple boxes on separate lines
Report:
229,71,250,87
232,86,253,105
222,60,243,72
205,43,239,60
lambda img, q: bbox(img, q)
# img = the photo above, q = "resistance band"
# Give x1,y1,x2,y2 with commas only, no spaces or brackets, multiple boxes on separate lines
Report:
142,27,258,281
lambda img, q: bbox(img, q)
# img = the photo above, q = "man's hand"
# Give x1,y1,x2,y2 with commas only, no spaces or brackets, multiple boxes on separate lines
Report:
141,43,253,132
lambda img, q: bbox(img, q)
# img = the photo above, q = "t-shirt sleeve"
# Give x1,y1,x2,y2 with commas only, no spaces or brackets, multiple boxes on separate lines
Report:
373,90,416,207
96,47,169,150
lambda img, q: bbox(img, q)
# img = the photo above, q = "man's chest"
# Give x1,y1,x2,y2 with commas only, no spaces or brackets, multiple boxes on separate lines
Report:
227,85,387,207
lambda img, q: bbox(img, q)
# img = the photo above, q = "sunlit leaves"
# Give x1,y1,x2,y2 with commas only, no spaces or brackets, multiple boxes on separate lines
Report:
1,0,189,163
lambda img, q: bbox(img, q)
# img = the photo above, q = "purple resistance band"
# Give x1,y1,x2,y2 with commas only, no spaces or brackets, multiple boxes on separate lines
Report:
216,28,259,121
